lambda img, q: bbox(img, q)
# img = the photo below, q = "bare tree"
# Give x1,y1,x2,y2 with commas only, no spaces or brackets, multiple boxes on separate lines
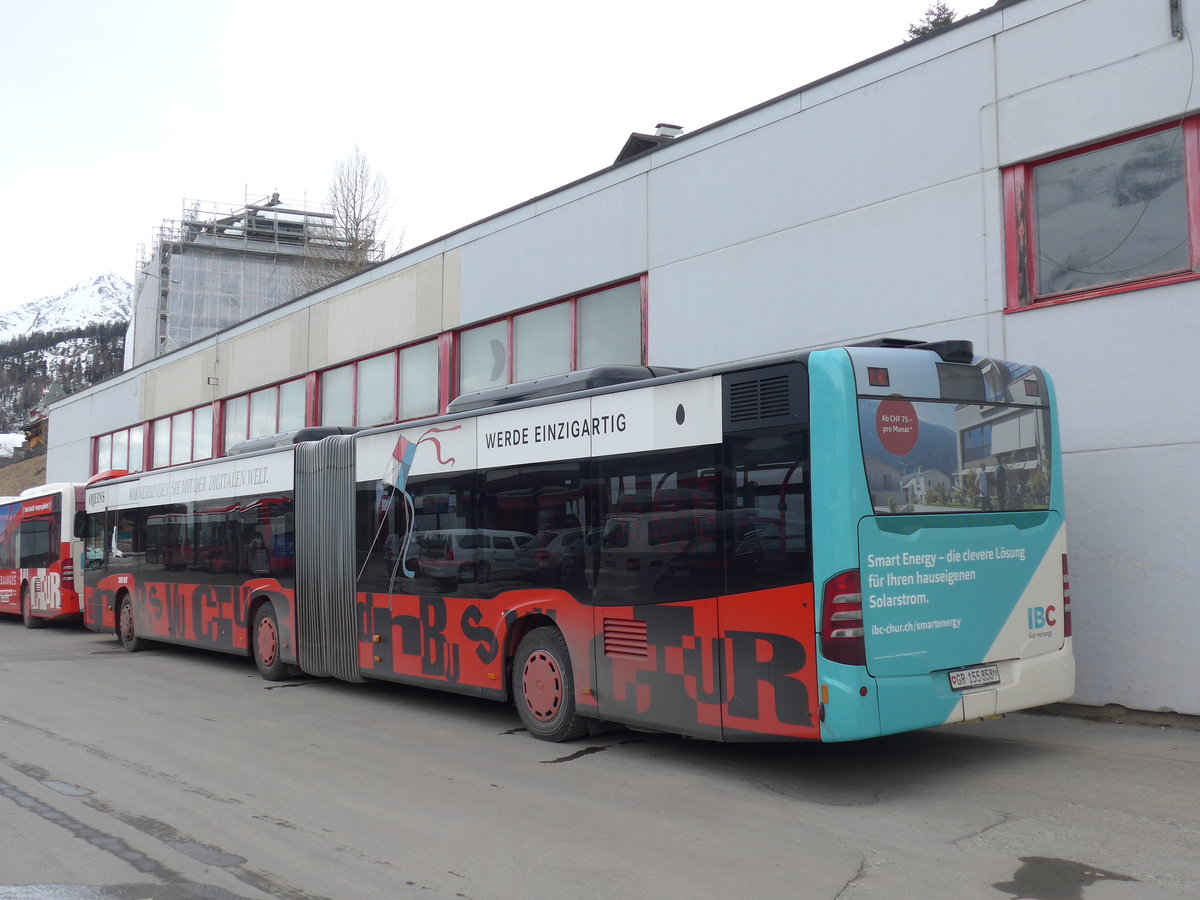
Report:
907,2,957,39
293,148,394,296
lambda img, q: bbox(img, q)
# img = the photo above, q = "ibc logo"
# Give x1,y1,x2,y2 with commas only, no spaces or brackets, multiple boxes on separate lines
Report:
1027,605,1057,629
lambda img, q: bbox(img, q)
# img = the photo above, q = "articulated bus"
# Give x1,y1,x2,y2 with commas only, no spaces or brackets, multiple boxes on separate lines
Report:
0,483,86,627
82,339,1073,742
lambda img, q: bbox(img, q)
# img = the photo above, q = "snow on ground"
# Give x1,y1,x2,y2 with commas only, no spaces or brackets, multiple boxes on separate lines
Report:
0,434,24,457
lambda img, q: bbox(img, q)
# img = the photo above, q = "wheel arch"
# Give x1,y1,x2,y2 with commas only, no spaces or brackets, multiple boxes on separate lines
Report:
111,586,131,636
502,612,561,701
245,592,276,657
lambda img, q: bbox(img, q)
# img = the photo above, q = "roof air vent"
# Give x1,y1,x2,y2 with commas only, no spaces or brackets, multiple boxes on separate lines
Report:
723,364,808,431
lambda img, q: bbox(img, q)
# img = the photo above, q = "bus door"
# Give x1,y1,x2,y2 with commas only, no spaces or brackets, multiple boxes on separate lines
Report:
590,448,725,740
719,420,820,741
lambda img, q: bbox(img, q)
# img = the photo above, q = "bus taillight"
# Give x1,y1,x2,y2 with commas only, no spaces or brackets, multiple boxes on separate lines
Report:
821,569,865,666
1062,554,1072,638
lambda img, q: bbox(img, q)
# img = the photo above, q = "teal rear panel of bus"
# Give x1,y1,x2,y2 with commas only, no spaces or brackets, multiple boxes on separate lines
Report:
860,511,1064,679
810,345,1070,740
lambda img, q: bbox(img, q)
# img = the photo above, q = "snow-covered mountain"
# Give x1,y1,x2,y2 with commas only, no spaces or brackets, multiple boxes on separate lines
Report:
0,273,131,433
0,272,132,342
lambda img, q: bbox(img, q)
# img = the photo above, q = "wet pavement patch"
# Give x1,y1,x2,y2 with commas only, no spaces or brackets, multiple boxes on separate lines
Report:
164,842,246,868
541,745,607,764
41,781,93,797
0,777,186,881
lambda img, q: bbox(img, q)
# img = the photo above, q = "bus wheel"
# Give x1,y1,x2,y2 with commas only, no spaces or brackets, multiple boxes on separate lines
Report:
21,587,44,630
117,595,143,651
512,627,587,742
253,603,288,681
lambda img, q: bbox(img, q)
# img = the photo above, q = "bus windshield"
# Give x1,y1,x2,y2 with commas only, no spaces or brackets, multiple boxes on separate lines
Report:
857,358,1052,515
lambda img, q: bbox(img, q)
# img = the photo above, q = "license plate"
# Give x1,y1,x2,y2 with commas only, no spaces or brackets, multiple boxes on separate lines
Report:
948,664,1000,691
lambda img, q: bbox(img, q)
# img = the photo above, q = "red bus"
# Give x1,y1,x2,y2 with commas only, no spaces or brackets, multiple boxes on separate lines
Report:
0,483,86,627
0,496,21,617
83,341,1072,742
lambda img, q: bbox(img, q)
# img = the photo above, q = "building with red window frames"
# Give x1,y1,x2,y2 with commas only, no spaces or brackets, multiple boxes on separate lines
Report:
47,0,1200,718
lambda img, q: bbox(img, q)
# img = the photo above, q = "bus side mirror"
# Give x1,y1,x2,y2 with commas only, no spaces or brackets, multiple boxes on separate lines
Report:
74,511,88,539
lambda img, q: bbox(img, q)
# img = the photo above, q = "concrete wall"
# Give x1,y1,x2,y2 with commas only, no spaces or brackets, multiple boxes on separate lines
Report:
48,0,1200,714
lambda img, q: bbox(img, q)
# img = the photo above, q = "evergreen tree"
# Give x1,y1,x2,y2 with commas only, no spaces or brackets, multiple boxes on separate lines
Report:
908,2,957,39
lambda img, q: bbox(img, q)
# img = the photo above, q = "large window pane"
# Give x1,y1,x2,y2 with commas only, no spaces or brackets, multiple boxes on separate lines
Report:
279,379,306,432
110,430,127,471
1034,128,1188,296
153,418,171,469
250,387,277,439
170,411,192,465
357,353,396,427
459,321,509,394
128,425,145,473
514,304,571,381
321,364,354,426
400,341,438,420
96,434,112,472
578,282,641,368
193,406,213,461
224,395,248,453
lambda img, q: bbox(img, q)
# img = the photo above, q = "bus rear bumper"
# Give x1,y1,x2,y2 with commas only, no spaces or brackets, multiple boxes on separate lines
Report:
925,641,1075,729
819,641,1075,741
972,639,1075,720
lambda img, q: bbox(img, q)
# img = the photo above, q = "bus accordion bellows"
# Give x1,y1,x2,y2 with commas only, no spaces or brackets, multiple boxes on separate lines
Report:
81,340,1073,742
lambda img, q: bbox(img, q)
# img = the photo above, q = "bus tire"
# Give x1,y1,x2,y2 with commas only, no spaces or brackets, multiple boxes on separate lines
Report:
117,595,143,651
21,586,44,630
252,602,288,681
512,627,587,742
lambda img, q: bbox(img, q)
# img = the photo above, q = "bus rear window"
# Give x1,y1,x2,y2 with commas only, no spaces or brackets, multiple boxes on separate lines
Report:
859,397,1052,515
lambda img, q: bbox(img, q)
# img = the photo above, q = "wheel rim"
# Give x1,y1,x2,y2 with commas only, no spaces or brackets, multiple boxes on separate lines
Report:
257,616,278,668
521,649,563,723
119,602,134,643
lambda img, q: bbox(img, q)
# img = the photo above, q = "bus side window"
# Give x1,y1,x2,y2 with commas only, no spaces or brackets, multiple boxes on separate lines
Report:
83,514,107,568
725,428,813,591
593,446,722,606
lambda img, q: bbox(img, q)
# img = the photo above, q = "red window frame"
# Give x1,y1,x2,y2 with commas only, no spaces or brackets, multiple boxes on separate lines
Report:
1004,117,1200,311
222,377,309,452
92,276,647,473
316,338,442,427
451,276,648,399
144,404,215,472
93,424,147,475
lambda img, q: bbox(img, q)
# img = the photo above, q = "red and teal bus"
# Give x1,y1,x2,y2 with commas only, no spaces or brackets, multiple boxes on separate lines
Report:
83,339,1073,741
0,483,86,627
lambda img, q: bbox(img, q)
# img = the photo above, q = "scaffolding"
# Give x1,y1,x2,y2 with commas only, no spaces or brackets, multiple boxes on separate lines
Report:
130,194,384,366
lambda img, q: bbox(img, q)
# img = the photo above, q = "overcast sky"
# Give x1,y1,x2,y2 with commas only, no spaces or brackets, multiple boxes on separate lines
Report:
0,0,936,311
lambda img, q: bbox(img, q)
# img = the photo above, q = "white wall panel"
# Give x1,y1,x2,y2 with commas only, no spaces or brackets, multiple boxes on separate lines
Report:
997,47,1197,165
457,177,648,322
648,41,997,268
1064,443,1200,713
996,0,1175,99
648,176,994,366
1004,284,1200,451
47,374,142,482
